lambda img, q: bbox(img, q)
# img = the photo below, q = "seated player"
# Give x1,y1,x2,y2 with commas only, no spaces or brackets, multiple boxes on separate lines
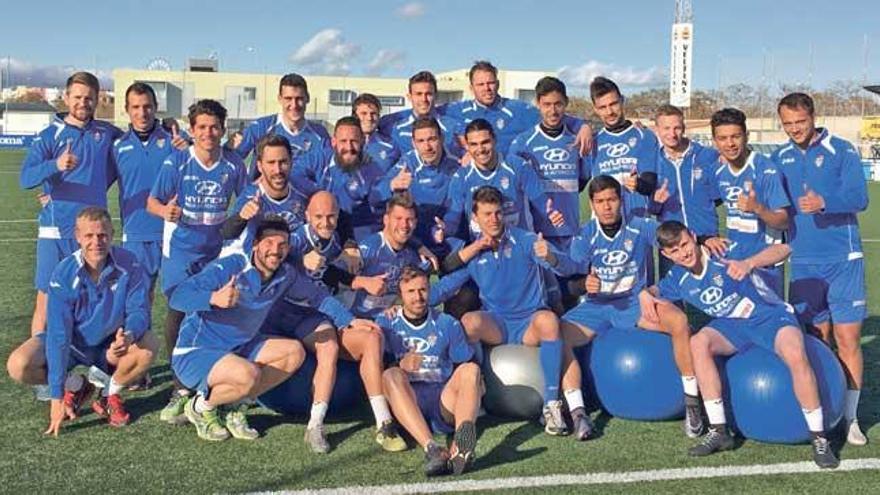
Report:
6,207,157,434
559,176,699,441
262,191,405,453
642,221,838,469
434,186,577,435
170,217,377,441
379,266,481,476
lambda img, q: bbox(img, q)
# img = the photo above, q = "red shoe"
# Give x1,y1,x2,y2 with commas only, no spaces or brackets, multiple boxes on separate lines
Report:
92,394,131,427
62,380,95,416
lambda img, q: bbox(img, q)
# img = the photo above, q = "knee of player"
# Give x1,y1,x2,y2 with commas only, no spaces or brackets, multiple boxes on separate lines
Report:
6,351,26,383
314,336,340,361
658,304,689,330
834,330,861,354
382,367,407,388
456,362,481,383
689,331,710,355
286,340,307,370
460,312,481,334
777,342,809,369
534,310,560,339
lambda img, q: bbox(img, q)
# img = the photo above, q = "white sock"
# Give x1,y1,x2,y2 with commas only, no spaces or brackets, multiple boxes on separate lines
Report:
369,395,393,427
681,376,699,397
64,373,84,392
802,407,824,433
845,389,861,422
308,401,328,429
704,398,726,426
194,394,214,413
176,388,191,397
564,388,585,412
104,378,123,397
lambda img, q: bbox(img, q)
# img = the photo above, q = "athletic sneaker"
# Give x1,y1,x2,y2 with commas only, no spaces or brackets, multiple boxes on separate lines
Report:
571,409,594,441
225,404,258,440
91,394,131,427
183,398,229,442
62,380,95,416
846,419,868,446
542,400,570,436
159,391,190,425
684,403,705,439
305,425,330,453
450,421,477,475
811,435,840,469
375,420,408,452
424,442,451,477
688,427,735,456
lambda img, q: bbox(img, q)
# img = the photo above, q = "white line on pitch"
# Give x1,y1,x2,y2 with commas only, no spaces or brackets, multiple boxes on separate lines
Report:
253,458,880,495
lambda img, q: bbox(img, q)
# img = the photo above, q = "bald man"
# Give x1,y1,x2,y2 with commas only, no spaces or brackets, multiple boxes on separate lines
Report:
261,190,404,453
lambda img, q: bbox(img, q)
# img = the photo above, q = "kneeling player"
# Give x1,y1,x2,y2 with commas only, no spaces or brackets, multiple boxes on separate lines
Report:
642,221,838,468
169,217,368,441
6,207,157,434
379,266,481,476
559,176,699,440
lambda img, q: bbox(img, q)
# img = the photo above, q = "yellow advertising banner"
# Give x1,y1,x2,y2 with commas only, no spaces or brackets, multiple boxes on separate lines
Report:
862,116,880,140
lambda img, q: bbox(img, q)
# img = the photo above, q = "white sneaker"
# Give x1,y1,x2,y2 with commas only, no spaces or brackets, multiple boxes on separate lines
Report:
847,419,868,446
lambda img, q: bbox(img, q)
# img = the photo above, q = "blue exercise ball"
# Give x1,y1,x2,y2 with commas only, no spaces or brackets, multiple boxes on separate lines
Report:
581,328,685,421
723,334,846,444
258,354,364,416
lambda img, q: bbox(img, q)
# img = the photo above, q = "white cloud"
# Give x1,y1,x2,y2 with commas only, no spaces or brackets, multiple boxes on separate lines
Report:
558,60,665,88
0,57,112,89
365,49,406,76
290,29,361,75
396,2,425,18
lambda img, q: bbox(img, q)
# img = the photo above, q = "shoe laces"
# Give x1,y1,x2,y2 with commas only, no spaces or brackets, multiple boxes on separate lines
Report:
379,420,400,437
813,436,829,454
544,402,564,425
702,428,723,446
107,394,124,410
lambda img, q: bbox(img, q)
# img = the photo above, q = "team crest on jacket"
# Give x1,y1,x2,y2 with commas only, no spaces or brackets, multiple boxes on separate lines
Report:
157,138,166,149
623,239,634,252
815,154,824,167
628,137,638,148
347,178,360,192
93,130,102,142
500,176,510,190
427,333,438,346
712,273,724,287
302,139,312,151
693,167,703,180
496,118,505,130
380,150,387,160
503,244,513,258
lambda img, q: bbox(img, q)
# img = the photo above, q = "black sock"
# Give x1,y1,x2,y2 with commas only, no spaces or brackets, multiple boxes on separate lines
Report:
684,394,701,407
571,406,586,419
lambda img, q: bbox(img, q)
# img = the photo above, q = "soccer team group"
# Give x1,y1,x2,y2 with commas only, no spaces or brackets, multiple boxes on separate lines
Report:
4,60,869,476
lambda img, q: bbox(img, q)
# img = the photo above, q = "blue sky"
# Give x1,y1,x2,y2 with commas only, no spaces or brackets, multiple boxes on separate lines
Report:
1,0,878,94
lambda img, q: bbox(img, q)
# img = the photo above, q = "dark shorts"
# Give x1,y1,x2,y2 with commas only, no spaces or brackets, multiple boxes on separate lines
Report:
412,381,454,435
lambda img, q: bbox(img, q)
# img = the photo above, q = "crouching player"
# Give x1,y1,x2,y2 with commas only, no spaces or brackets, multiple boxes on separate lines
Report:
642,221,838,468
6,207,157,434
379,266,481,476
169,217,375,441
560,176,699,440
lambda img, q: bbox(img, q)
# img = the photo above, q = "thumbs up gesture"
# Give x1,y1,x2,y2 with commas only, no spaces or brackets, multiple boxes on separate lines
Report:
533,232,554,264
432,216,446,244
170,123,189,150
302,248,327,272
109,328,131,357
545,198,565,228
390,166,413,191
624,165,639,192
210,275,240,308
240,189,262,220
798,185,825,214
736,180,759,213
164,194,182,222
653,178,670,204
56,141,79,171
585,266,601,295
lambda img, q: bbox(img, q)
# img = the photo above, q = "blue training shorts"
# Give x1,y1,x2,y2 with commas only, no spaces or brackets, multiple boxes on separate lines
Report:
412,381,454,435
36,332,114,374
171,336,267,396
789,258,866,326
35,238,78,291
704,306,800,352
562,294,640,336
123,240,162,279
261,300,333,341
487,311,542,345
160,248,216,297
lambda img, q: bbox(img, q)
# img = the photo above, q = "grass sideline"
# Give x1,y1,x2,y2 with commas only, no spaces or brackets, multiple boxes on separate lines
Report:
0,149,878,494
